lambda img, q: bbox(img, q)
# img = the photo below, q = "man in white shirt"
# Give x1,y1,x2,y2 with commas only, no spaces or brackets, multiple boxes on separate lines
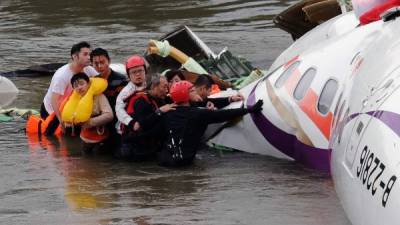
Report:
40,41,98,135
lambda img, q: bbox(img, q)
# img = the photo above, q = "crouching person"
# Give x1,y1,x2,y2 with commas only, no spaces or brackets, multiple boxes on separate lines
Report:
68,73,114,153
158,81,263,167
117,75,176,161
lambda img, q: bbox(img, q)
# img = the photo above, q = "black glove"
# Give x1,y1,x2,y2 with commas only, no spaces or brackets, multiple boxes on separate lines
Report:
247,100,263,113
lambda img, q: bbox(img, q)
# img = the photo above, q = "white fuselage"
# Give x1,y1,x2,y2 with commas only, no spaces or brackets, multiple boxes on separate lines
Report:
211,10,400,225
211,12,380,171
330,15,400,225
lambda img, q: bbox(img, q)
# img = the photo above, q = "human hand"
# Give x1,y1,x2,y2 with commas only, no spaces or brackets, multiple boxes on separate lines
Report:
159,103,177,113
247,100,263,113
206,101,216,110
133,122,140,131
229,93,244,102
190,92,203,102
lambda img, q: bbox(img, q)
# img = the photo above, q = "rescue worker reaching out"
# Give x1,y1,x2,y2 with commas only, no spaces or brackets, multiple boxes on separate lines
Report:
117,75,176,160
158,81,263,167
192,74,244,110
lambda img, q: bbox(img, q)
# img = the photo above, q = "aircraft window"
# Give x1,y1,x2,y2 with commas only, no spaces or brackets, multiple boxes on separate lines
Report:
318,79,338,114
293,68,316,100
275,61,300,88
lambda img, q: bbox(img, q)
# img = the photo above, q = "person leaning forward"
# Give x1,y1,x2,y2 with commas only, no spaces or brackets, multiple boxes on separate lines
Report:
191,74,243,110
117,75,176,160
158,80,263,167
41,41,98,136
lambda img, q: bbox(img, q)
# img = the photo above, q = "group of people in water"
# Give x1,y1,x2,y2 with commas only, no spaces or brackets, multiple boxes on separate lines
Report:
36,41,263,167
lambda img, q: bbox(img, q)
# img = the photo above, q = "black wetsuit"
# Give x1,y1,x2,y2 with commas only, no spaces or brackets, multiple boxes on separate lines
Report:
101,69,128,114
98,69,128,152
118,93,166,161
158,106,249,167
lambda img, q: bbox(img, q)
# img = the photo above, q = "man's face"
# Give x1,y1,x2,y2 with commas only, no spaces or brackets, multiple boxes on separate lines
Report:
189,87,201,102
91,55,110,76
195,85,211,99
128,66,146,86
153,78,169,99
169,75,182,88
73,47,91,67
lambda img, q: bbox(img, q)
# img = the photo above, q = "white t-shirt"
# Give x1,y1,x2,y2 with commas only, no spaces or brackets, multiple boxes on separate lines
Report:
43,64,98,114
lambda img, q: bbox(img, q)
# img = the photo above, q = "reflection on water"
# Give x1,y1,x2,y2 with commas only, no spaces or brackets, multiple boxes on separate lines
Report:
0,0,350,224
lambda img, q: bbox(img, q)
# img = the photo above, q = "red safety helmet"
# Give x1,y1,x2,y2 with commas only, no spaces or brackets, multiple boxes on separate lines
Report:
170,81,193,103
125,55,146,73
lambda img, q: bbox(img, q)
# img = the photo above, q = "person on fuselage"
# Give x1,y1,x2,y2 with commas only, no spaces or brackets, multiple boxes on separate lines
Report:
115,55,147,134
69,72,113,152
90,48,128,111
192,74,244,110
41,41,98,136
118,75,176,160
158,81,263,167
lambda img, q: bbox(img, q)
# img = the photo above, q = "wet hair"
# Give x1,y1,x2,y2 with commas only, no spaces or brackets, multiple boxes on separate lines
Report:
71,72,90,86
70,41,91,56
194,74,214,89
90,47,110,62
146,74,166,90
164,70,185,82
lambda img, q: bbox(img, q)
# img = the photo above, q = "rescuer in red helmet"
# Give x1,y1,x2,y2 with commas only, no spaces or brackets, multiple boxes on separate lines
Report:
157,81,264,167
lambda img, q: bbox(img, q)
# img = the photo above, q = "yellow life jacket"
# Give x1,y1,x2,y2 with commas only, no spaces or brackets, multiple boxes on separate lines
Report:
62,77,108,124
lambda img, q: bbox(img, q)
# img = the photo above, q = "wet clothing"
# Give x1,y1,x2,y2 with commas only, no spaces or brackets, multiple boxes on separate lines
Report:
99,69,128,113
98,69,127,150
158,106,249,167
79,94,113,143
191,97,231,109
42,64,98,114
115,82,144,134
117,93,166,161
40,102,61,136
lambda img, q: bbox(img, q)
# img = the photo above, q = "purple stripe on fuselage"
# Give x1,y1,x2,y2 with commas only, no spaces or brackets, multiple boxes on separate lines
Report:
367,110,400,137
247,84,330,172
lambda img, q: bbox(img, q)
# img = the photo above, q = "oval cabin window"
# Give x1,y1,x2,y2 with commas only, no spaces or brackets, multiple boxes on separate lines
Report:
275,61,300,88
293,68,316,100
318,79,338,114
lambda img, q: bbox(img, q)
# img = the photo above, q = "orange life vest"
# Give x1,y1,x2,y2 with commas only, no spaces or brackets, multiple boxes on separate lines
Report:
80,126,109,143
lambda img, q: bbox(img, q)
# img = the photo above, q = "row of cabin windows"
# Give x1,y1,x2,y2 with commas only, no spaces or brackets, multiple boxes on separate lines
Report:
274,61,338,115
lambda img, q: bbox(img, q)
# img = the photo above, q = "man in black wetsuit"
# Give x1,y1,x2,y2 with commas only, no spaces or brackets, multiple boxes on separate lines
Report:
192,74,244,109
158,80,263,167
